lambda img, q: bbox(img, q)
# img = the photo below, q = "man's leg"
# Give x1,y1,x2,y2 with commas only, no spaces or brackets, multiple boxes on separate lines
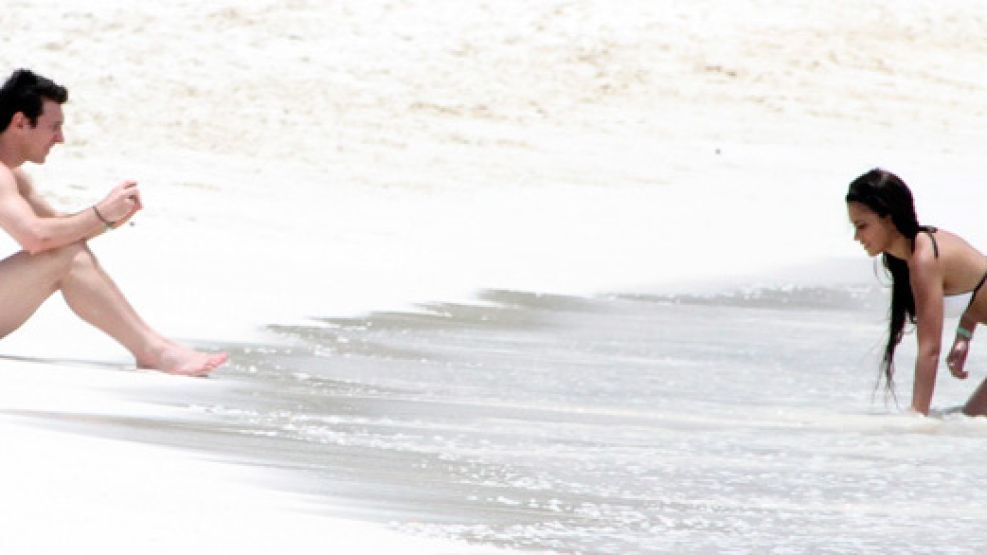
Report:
0,244,83,337
0,242,226,375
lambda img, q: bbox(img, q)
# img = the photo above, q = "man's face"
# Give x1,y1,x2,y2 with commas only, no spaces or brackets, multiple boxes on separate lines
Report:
23,99,64,164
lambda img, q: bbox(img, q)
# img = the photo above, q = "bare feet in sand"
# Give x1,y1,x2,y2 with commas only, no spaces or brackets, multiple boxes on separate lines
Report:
138,343,228,377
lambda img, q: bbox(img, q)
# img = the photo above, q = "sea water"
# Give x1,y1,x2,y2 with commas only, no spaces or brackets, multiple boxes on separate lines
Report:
41,278,987,554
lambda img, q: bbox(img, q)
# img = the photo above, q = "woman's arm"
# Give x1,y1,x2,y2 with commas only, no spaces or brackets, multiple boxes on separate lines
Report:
909,246,945,415
947,313,975,380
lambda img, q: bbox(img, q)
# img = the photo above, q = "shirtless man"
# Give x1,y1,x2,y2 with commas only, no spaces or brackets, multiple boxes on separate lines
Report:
0,68,227,376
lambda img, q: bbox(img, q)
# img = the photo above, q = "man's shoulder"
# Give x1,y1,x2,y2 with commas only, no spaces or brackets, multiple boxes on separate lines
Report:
0,164,23,194
0,163,15,182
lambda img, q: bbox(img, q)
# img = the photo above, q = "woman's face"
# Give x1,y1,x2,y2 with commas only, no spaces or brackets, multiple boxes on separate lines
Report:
848,201,897,257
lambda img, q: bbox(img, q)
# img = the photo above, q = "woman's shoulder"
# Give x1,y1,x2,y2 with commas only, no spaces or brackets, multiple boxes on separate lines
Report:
931,228,981,254
917,227,987,275
912,229,941,261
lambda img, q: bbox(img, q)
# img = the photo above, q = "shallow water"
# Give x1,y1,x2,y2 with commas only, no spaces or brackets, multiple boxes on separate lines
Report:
25,284,987,554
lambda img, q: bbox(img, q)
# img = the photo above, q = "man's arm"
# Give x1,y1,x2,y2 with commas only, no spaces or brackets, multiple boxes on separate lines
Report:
0,167,106,254
13,169,62,217
11,169,135,234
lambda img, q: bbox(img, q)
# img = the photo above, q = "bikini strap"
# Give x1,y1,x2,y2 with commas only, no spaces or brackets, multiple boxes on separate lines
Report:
921,226,939,258
964,270,987,313
973,271,987,297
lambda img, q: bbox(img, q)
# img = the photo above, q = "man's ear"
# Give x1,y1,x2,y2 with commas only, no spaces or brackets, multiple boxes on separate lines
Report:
9,112,29,130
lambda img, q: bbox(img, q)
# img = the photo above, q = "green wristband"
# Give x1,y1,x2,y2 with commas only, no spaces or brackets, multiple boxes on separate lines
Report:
957,326,973,339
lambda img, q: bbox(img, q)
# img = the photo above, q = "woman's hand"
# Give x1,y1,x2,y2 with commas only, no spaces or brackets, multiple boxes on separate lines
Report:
946,336,971,379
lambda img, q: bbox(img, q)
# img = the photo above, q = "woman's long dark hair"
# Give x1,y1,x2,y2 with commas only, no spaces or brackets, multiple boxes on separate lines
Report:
846,168,926,395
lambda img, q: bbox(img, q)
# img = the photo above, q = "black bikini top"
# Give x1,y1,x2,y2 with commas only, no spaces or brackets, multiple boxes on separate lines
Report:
921,226,987,301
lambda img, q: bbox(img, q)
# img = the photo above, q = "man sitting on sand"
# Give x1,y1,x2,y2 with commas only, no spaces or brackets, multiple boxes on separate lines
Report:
0,68,227,376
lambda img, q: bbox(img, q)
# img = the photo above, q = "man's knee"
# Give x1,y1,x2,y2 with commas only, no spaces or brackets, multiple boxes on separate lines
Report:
39,240,92,270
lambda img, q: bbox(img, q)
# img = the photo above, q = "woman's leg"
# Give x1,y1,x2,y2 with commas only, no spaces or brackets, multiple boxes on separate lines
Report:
962,378,987,416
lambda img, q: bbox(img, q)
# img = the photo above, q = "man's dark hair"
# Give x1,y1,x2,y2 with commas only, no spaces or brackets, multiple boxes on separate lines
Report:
0,69,68,133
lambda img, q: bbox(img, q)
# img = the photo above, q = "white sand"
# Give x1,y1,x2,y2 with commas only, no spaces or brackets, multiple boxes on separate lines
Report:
2,0,987,552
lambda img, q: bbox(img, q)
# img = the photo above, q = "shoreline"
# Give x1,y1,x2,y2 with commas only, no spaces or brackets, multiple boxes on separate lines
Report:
0,357,518,555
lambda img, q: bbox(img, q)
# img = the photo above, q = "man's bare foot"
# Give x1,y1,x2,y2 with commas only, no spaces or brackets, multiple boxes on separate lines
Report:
138,344,228,377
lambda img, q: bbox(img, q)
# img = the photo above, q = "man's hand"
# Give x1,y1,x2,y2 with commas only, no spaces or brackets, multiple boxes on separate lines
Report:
95,181,142,226
947,336,970,379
